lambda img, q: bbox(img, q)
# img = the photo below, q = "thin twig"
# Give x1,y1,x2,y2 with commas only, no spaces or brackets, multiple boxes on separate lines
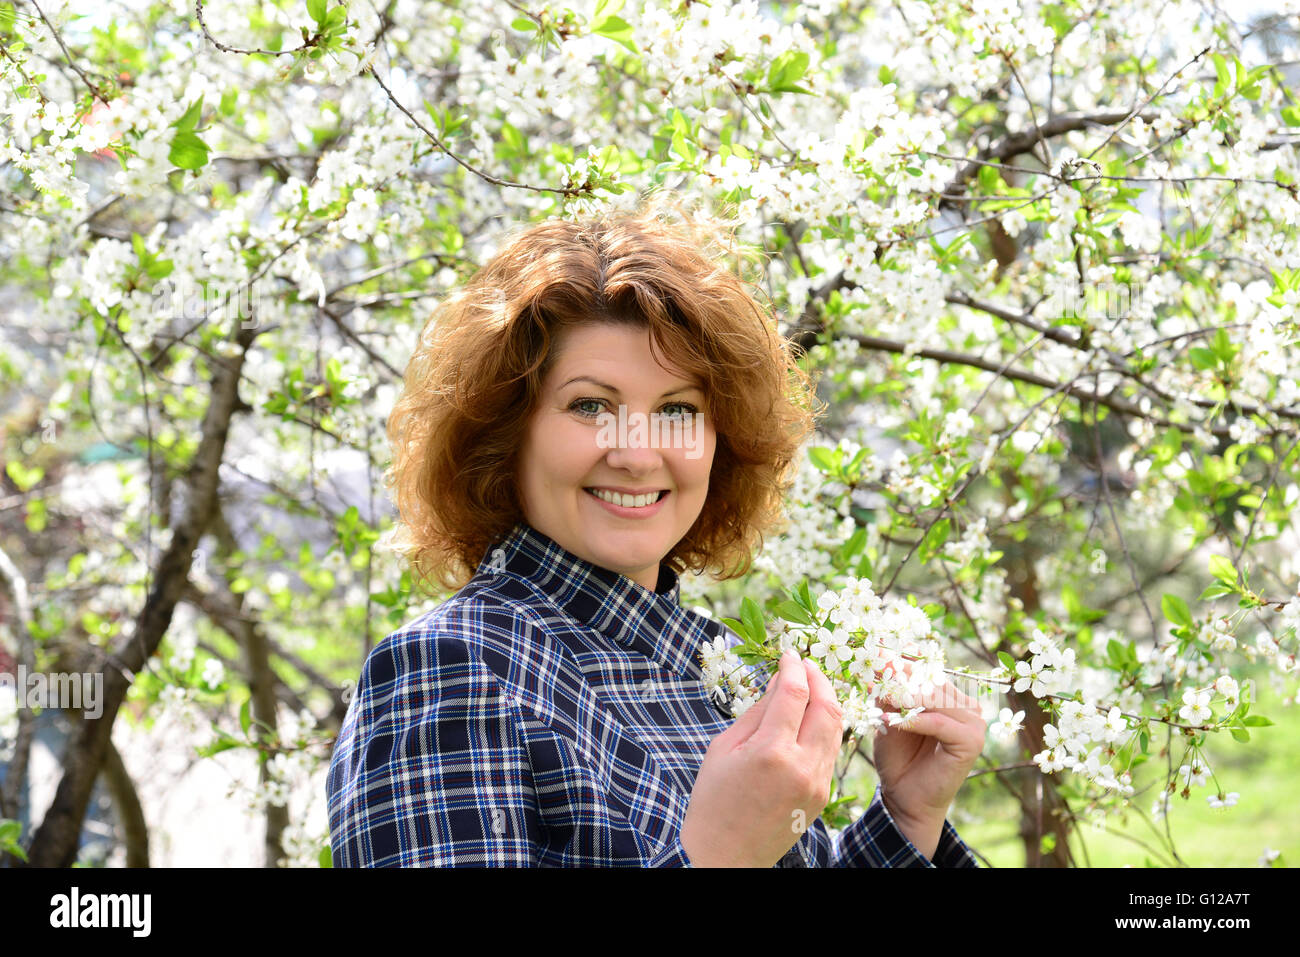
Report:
195,0,319,57
21,0,109,104
367,66,585,196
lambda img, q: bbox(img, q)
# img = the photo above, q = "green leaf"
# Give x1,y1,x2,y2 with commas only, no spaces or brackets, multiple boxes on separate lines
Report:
767,50,810,93
836,526,867,567
740,597,766,644
1161,593,1193,628
1230,727,1250,743
670,128,695,163
499,121,526,156
1212,53,1231,93
145,258,174,280
5,461,44,492
720,616,746,641
918,518,950,564
173,96,204,133
1106,637,1131,669
239,697,252,736
1209,554,1237,585
1211,327,1236,363
511,16,536,31
1139,730,1149,754
307,0,328,26
808,446,837,473
1241,715,1273,727
774,599,813,626
1189,346,1218,370
169,130,210,170
591,14,635,51
997,651,1016,672
25,497,46,533
1062,584,1105,623
196,737,241,758
318,844,333,867
1199,583,1235,600
1282,104,1300,128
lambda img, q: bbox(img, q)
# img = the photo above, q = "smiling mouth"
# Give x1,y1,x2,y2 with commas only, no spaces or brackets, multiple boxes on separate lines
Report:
584,488,669,508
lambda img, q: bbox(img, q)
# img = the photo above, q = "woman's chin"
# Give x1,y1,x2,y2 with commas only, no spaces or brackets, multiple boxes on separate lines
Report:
580,538,665,579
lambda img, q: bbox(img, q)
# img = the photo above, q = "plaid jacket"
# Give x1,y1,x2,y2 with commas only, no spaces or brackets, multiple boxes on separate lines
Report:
326,522,979,867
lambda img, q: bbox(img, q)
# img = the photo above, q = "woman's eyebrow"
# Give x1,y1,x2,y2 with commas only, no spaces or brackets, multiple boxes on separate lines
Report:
559,375,701,397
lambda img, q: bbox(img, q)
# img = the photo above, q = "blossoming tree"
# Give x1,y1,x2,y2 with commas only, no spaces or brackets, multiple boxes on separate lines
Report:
1,0,1298,866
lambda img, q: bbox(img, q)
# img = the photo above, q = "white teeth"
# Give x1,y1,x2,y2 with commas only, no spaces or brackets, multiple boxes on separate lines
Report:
589,488,663,508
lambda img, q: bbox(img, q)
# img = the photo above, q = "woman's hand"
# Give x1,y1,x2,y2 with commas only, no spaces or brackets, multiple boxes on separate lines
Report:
872,679,986,859
680,649,843,867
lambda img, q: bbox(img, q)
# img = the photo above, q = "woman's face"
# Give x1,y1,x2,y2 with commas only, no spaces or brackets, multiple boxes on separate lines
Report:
516,322,716,592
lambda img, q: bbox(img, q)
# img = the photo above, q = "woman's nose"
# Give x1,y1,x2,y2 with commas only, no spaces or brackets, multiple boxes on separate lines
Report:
599,407,669,471
604,438,666,472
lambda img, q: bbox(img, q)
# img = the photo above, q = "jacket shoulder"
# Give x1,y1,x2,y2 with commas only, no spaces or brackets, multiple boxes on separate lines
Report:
364,573,558,697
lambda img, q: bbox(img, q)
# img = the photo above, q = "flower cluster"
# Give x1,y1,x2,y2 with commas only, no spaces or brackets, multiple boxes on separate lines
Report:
1031,700,1135,793
988,707,1025,744
1179,757,1210,788
1012,630,1077,698
699,634,764,718
739,438,861,595
702,577,950,738
1175,673,1242,726
1201,617,1237,653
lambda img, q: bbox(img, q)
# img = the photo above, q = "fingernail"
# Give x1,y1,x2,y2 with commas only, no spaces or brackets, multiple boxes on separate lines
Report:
781,648,797,665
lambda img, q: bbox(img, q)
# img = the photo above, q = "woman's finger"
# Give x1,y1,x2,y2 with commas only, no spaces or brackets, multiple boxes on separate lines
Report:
798,658,844,759
754,649,813,747
723,656,783,745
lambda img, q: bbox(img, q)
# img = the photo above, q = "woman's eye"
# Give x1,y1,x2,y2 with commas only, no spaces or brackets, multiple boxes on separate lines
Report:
568,398,699,418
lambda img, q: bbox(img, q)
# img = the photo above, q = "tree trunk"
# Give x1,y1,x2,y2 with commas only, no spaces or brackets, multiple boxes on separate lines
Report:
0,543,37,864
22,321,258,867
100,737,149,867
248,625,289,868
1010,687,1075,866
1004,543,1074,867
209,507,287,867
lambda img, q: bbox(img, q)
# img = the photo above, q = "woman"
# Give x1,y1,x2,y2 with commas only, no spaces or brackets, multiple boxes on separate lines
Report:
326,200,986,867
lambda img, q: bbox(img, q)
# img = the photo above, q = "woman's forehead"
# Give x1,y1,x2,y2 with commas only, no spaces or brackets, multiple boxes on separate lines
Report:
547,323,703,388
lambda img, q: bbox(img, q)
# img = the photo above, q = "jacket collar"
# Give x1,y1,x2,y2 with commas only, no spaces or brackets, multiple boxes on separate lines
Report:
474,521,717,679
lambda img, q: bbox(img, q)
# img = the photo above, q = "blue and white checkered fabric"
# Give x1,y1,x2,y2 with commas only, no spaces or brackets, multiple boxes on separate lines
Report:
326,521,979,867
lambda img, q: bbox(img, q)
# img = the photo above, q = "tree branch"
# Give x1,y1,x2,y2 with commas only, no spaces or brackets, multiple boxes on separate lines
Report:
19,0,109,105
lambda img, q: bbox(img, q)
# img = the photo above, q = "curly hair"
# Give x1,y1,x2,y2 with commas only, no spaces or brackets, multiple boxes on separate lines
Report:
383,196,822,595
